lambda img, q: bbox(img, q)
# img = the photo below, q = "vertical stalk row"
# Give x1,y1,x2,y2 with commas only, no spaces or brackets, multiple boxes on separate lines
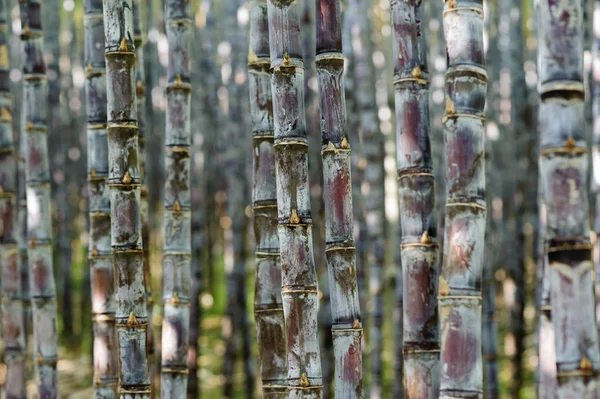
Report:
266,0,323,396
0,0,27,395
439,0,487,395
19,0,59,396
102,0,150,395
160,0,193,396
249,1,287,397
538,0,600,394
85,0,119,396
315,1,363,397
391,0,441,396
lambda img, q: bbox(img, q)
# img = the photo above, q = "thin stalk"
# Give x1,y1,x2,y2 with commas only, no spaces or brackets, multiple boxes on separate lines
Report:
537,0,600,394
85,0,119,396
0,0,27,394
132,0,155,391
315,1,363,397
19,0,59,396
266,0,324,395
102,0,150,395
439,0,487,395
344,2,387,396
249,2,287,397
391,0,441,396
160,0,193,396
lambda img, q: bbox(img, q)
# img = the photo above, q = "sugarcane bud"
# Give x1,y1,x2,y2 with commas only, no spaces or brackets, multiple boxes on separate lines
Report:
352,319,361,329
326,141,336,151
448,0,456,8
299,372,310,387
22,25,30,36
283,52,291,66
37,352,43,365
136,80,145,95
91,246,98,257
565,137,575,149
90,169,96,178
439,276,450,296
122,171,132,184
119,37,127,52
445,98,455,115
171,292,180,305
174,74,182,88
2,294,8,304
173,200,182,214
421,231,432,244
580,356,592,371
127,311,138,326
248,49,259,64
87,63,92,72
341,137,349,149
0,107,11,122
29,237,36,247
0,186,3,196
94,373,101,386
27,121,33,131
290,209,300,224
412,65,422,79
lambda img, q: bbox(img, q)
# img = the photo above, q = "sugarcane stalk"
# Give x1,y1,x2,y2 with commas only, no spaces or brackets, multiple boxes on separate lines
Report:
266,0,324,396
85,0,119,396
160,0,193,396
18,0,59,396
593,0,600,346
102,0,150,396
314,1,363,397
537,0,600,394
249,2,288,397
132,0,155,391
0,0,27,395
439,0,487,395
390,0,441,396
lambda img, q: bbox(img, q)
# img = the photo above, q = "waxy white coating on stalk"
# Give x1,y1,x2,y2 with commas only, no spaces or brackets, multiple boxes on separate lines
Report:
19,0,59,396
440,0,487,396
102,0,150,396
85,0,119,396
0,0,27,395
249,1,288,397
315,0,363,397
267,0,323,396
391,0,441,395
538,0,600,395
160,0,193,396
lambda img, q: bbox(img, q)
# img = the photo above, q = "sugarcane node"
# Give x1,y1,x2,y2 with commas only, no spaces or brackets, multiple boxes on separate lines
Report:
122,170,132,184
173,199,182,213
565,137,575,149
283,52,291,66
421,231,432,244
412,65,422,79
299,372,310,387
119,37,127,52
341,137,349,149
580,356,592,371
439,276,450,296
290,209,300,224
127,311,138,326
